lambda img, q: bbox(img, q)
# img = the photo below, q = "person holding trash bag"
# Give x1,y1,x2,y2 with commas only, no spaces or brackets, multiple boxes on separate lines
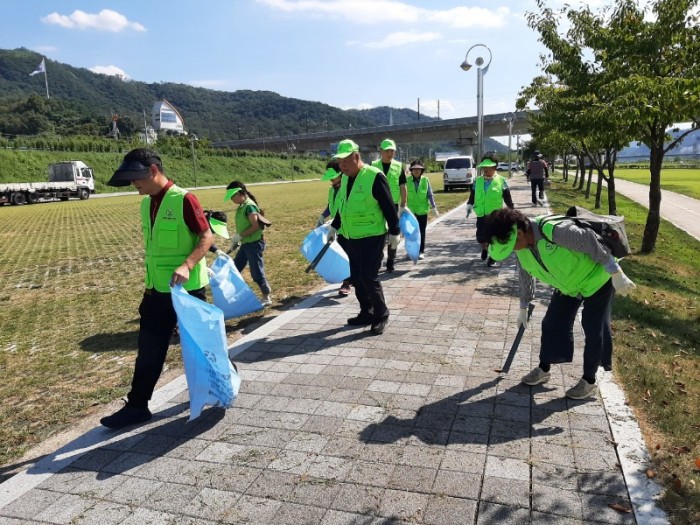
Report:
101,148,213,429
316,159,352,296
225,181,272,307
371,138,406,273
331,139,400,335
466,152,514,267
406,159,439,259
484,208,636,399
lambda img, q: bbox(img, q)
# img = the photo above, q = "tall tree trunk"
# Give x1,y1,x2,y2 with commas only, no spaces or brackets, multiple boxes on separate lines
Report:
583,166,592,195
563,151,569,182
641,145,664,253
607,152,617,216
595,169,604,209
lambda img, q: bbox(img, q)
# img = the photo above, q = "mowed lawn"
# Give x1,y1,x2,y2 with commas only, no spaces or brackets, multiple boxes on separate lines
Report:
0,172,466,467
615,168,700,199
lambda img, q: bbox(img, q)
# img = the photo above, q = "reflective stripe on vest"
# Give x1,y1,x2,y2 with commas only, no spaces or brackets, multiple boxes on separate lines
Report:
340,166,387,239
371,158,402,204
235,198,264,243
473,175,506,217
407,176,430,215
516,218,610,297
140,185,208,292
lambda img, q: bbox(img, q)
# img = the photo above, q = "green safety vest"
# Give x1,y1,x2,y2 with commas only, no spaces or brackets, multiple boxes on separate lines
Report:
140,185,208,293
327,185,344,235
371,158,403,204
473,175,507,217
339,166,387,239
516,217,611,298
407,176,430,215
235,198,264,243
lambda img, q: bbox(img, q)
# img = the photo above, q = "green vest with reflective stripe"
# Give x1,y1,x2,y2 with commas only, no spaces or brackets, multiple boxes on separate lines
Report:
371,158,402,204
473,175,507,217
327,186,344,235
235,198,264,243
339,166,387,239
140,185,208,293
516,218,611,298
407,176,430,215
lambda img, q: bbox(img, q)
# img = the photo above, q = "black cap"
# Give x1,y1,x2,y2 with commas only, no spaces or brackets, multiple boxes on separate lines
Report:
107,152,163,187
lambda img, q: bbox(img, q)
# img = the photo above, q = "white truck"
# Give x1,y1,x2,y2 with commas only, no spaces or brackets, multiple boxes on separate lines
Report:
0,161,95,205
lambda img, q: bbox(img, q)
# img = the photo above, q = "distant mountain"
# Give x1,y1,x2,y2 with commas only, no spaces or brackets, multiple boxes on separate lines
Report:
0,48,445,144
619,127,700,158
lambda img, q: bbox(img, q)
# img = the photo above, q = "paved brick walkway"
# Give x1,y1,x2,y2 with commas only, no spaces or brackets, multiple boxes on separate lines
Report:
0,177,660,524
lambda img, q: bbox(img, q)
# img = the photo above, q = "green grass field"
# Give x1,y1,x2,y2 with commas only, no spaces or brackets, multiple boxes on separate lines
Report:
614,168,700,200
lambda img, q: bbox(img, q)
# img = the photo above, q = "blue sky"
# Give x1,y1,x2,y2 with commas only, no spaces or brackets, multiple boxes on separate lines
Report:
4,0,608,127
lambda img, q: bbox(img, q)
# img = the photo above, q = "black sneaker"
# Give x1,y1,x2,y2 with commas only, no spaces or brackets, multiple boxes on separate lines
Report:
347,314,373,326
370,318,388,335
100,402,152,429
480,249,488,261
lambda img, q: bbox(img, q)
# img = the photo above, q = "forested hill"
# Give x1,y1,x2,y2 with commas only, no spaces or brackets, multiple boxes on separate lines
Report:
0,48,437,142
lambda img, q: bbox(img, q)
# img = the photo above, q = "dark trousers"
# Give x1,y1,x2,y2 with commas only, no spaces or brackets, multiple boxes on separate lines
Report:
127,287,206,408
531,179,545,203
539,279,614,379
416,213,428,253
386,203,399,268
234,239,270,294
345,234,389,322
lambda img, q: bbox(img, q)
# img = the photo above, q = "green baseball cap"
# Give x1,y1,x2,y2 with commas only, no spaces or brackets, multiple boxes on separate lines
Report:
209,217,230,239
321,167,341,181
380,138,396,150
223,187,242,202
333,139,360,159
476,158,498,168
487,224,518,261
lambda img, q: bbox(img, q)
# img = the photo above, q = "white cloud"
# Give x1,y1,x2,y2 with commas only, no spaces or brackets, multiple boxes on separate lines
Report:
360,31,441,49
41,9,146,32
89,65,130,80
32,45,57,53
256,0,510,28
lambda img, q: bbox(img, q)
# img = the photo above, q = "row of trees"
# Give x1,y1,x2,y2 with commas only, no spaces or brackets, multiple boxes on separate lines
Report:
519,0,699,252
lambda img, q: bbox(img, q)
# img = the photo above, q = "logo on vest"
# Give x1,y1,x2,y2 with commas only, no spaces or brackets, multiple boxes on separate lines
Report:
544,242,555,252
164,208,175,220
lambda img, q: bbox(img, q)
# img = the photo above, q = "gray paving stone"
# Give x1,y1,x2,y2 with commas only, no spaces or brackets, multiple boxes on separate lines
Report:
477,501,532,525
346,460,395,487
320,509,374,525
432,470,481,499
32,493,96,524
481,476,531,508
68,500,134,525
330,483,384,515
388,464,436,492
579,493,637,524
441,450,486,474
145,482,202,514
244,469,299,500
288,478,341,508
532,462,579,492
532,483,584,520
378,489,428,521
0,488,63,520
423,495,478,525
273,502,327,525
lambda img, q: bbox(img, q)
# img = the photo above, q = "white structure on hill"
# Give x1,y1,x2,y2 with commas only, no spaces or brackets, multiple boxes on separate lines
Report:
152,99,186,135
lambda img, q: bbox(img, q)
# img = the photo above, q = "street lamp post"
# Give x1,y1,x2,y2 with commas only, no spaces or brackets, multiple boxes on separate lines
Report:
460,44,492,163
505,111,515,173
189,133,198,188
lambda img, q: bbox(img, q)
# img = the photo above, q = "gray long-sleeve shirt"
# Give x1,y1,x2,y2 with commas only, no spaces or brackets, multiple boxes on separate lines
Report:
519,219,621,307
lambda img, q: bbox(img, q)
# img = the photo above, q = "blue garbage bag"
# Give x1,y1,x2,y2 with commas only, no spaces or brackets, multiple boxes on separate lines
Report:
209,253,263,319
400,209,421,262
170,285,241,422
300,224,350,284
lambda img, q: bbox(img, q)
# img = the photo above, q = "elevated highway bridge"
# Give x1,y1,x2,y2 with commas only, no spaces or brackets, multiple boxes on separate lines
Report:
213,111,533,155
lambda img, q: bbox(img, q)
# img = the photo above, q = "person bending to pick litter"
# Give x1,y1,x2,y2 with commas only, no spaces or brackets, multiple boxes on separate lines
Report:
485,208,636,399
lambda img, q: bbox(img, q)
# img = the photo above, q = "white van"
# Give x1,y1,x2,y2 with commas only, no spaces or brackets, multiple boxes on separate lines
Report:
443,155,476,191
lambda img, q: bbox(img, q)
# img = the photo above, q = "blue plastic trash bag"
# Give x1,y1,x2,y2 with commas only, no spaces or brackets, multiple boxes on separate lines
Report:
170,285,241,421
209,253,263,319
300,224,350,284
400,209,421,263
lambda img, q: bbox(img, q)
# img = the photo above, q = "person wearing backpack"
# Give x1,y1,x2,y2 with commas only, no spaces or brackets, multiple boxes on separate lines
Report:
315,159,352,296
485,208,636,399
466,153,515,267
406,159,439,258
225,181,272,306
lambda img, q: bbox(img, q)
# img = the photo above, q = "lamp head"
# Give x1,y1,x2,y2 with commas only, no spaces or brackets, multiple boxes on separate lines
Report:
475,57,484,67
460,60,472,71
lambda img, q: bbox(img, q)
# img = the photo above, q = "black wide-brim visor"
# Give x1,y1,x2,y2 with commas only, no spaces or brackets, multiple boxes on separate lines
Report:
106,160,152,187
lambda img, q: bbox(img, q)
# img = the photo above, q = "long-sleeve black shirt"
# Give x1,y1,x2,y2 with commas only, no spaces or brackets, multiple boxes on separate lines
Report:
331,169,400,235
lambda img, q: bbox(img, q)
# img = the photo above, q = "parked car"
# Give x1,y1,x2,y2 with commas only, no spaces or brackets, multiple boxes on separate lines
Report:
497,162,519,172
442,155,476,191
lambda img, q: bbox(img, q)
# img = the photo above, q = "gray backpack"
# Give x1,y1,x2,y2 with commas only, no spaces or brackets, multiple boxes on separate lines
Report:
540,206,631,258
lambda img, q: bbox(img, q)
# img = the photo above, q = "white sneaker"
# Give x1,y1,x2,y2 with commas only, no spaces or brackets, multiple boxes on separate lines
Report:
521,366,551,386
418,253,425,260
565,379,597,399
261,294,272,307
